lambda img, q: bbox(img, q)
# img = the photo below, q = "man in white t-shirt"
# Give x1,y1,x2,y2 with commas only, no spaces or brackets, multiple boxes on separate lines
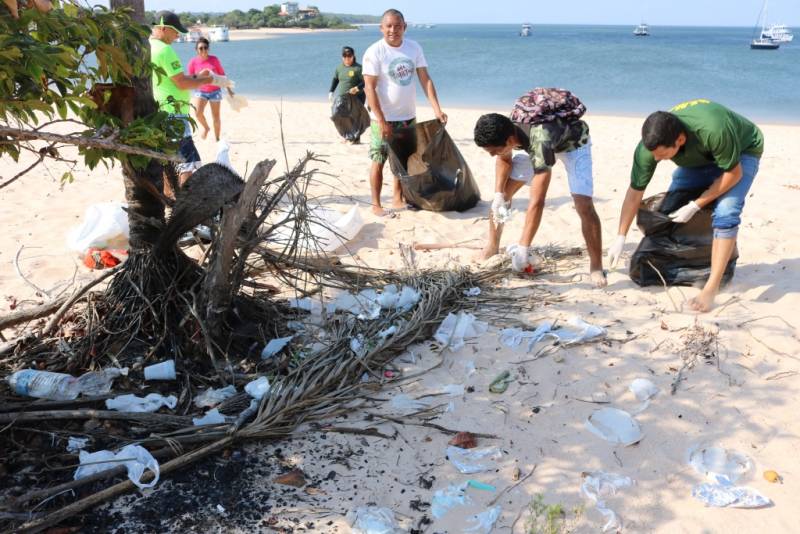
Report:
362,8,447,216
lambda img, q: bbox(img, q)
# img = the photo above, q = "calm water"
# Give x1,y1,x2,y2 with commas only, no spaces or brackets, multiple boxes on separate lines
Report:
173,24,800,122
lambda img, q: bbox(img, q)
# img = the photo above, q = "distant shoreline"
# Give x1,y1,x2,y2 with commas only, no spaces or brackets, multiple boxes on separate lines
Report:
228,28,357,41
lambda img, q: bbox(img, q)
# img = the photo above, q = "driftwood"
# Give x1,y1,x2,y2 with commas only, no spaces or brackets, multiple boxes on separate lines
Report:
0,297,67,332
0,409,191,427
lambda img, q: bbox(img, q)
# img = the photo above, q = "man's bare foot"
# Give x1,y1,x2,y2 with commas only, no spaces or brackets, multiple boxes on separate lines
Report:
478,245,500,261
201,128,209,140
391,197,406,210
590,270,608,288
688,290,716,313
372,205,387,216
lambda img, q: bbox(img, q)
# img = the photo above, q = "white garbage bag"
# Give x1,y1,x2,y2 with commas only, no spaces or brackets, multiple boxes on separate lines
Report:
66,202,129,254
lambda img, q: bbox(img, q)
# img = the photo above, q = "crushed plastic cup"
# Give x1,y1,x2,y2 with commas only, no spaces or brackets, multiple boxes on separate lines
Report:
194,385,237,408
581,471,634,532
74,444,159,489
143,360,175,381
346,506,404,534
245,376,270,400
192,408,226,426
585,407,643,446
446,445,503,474
106,393,177,413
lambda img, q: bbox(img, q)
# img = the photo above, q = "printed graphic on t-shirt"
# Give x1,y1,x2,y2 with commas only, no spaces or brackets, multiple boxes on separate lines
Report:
348,70,355,77
171,60,181,70
388,57,415,86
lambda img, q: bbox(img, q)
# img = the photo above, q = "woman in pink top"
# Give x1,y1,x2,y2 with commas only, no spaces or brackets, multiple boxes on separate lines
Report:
187,38,232,141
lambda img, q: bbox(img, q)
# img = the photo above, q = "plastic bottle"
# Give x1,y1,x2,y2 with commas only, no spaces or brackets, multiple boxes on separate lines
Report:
6,367,128,400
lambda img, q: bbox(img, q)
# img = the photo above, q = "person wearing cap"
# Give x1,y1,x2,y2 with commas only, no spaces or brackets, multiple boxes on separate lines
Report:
150,11,234,185
607,99,763,312
187,37,233,142
362,8,447,216
328,46,365,144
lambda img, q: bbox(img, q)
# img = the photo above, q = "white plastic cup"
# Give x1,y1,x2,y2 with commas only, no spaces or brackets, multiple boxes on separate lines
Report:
143,360,176,381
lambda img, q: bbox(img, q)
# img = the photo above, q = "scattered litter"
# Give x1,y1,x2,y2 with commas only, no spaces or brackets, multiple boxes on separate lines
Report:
464,361,477,378
378,325,398,339
389,394,430,415
66,437,89,453
106,393,177,413
143,360,175,381
442,384,466,396
688,445,771,508
215,139,233,170
273,204,365,253
629,378,659,413
194,385,237,408
261,336,294,359
466,479,496,492
192,408,226,426
274,468,307,488
215,504,227,515
585,408,643,446
498,321,556,352
497,317,605,350
327,284,421,319
446,445,503,474
431,484,471,518
448,431,477,449
7,367,128,400
245,376,270,400
434,312,488,352
692,483,771,508
489,370,514,394
350,334,367,356
581,471,634,532
555,316,607,345
347,505,405,534
74,444,159,489
463,287,481,297
287,297,322,315
464,505,502,533
66,202,129,255
763,470,781,483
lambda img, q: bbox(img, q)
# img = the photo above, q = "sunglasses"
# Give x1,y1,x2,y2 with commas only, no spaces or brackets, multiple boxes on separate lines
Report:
198,46,208,50
342,54,353,58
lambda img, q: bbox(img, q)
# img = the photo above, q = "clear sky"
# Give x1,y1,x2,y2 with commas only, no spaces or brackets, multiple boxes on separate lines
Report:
139,0,800,26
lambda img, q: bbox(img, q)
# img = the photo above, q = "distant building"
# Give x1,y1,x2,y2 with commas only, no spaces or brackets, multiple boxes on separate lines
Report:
280,2,299,16
297,7,319,19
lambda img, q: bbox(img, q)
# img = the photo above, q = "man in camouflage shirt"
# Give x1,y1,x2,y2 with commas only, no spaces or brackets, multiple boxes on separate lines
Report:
473,95,605,287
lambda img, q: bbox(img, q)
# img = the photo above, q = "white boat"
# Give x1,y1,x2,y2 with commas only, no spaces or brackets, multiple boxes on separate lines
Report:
761,24,793,43
751,0,780,50
208,26,229,42
520,23,532,37
633,23,649,36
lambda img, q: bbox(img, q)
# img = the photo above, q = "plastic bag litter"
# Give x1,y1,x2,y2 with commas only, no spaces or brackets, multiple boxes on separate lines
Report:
346,505,406,534
585,407,643,446
67,436,89,452
581,471,634,532
389,394,430,415
192,408,226,426
688,445,751,484
431,483,471,518
245,376,270,400
692,483,771,508
555,317,606,346
378,325,398,339
434,312,488,352
215,139,233,171
261,336,294,359
66,202,129,255
463,287,481,297
387,120,481,212
327,285,420,319
330,93,370,142
74,444,159,489
447,445,503,474
629,378,659,413
106,393,177,413
224,92,248,112
194,385,237,408
499,321,556,351
273,204,364,253
464,505,502,534
630,189,738,287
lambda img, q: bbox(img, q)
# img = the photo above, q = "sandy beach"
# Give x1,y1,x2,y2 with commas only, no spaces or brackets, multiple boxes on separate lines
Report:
1,99,799,532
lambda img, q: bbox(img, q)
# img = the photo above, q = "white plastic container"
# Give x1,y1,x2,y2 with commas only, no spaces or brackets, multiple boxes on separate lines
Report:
143,360,176,381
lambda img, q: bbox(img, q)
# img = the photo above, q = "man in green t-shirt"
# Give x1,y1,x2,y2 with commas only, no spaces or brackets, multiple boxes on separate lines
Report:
608,99,764,312
149,11,234,185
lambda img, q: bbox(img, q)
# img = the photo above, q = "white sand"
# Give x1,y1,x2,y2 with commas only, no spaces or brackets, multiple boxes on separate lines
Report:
1,99,799,532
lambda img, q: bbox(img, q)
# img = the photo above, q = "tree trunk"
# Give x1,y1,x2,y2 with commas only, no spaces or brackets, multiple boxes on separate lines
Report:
110,0,164,251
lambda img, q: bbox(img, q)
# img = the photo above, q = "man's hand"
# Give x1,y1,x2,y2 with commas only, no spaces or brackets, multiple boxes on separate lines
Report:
379,119,393,141
668,201,701,223
211,74,235,89
436,110,448,124
348,87,360,95
507,244,532,272
607,235,626,268
491,191,508,220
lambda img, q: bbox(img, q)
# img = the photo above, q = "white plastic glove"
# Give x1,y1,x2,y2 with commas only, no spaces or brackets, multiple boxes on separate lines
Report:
328,92,334,102
491,191,508,219
211,74,235,89
607,235,626,269
506,244,529,272
668,200,701,223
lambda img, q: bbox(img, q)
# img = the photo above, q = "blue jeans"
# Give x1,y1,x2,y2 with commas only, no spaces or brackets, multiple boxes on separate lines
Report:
668,154,759,239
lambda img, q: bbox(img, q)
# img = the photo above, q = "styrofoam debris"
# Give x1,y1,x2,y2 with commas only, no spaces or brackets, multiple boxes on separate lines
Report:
244,376,270,400
194,385,237,408
105,393,178,413
74,444,159,489
434,312,488,352
629,378,659,413
261,336,294,359
585,407,643,446
581,471,634,532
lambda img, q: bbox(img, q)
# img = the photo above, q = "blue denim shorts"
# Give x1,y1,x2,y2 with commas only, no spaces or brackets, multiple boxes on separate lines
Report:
169,115,202,173
668,154,760,239
193,89,223,102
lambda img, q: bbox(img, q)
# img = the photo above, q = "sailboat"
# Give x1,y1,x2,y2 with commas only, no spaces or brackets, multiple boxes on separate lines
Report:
751,0,780,49
633,23,650,36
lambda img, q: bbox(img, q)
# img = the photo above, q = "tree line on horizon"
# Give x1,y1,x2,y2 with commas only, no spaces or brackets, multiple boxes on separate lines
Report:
145,5,381,30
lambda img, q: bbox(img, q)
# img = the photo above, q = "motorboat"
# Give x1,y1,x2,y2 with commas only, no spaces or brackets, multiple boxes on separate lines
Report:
520,23,532,37
633,23,650,36
761,24,793,43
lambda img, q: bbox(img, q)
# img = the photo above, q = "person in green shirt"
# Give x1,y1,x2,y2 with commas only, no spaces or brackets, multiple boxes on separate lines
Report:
608,99,763,312
328,46,365,104
149,11,234,185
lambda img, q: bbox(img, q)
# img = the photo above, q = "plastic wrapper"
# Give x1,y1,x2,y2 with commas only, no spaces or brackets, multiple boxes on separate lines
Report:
194,385,237,408
106,393,177,413
581,471,634,532
629,189,738,287
192,408,226,426
346,505,405,534
446,445,503,474
431,484,471,518
74,444,159,489
261,336,294,359
434,312,488,352
692,483,770,508
464,505,502,533
387,120,481,212
330,93,370,142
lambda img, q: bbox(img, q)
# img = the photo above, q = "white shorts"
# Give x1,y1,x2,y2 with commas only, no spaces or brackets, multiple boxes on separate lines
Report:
509,142,594,197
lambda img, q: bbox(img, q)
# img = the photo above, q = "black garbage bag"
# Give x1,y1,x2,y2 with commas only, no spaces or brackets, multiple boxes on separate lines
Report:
330,94,370,142
629,188,738,287
386,119,481,212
